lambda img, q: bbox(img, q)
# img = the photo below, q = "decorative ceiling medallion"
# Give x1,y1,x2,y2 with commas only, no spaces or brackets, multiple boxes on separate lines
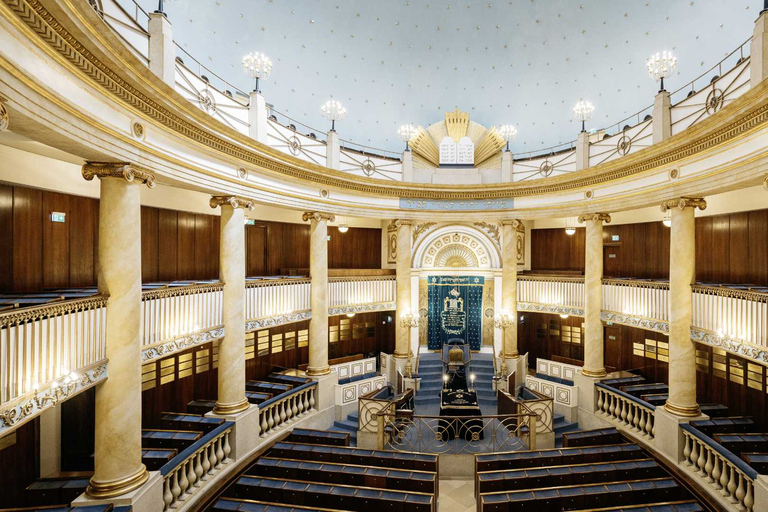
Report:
361,158,376,177
0,101,8,132
584,190,594,200
616,134,631,156
131,121,144,139
705,89,724,115
237,167,248,179
288,136,302,156
539,160,554,177
669,168,680,180
198,89,217,114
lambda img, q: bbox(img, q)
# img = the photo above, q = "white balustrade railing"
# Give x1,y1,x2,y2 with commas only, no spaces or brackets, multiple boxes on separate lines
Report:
161,423,233,511
258,382,317,438
602,279,669,321
329,276,396,308
518,275,585,308
0,296,107,406
595,384,655,439
142,284,223,348
246,278,311,320
682,426,755,511
693,286,768,349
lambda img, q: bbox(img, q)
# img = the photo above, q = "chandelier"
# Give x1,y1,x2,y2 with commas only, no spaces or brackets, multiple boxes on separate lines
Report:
397,124,417,151
572,100,595,132
242,52,273,93
498,124,518,151
321,99,347,131
646,51,677,92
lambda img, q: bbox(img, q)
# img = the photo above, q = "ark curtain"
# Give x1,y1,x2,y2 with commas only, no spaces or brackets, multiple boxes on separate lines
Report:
427,276,484,350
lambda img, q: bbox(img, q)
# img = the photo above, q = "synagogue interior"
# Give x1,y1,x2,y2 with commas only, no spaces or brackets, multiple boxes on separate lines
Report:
3,0,768,511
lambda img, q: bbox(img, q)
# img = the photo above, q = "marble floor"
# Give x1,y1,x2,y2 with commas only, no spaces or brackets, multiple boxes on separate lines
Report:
438,478,476,511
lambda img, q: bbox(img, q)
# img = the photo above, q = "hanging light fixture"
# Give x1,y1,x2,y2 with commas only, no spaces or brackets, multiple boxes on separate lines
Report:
498,124,518,152
663,213,672,228
397,124,417,151
646,51,677,92
572,100,595,132
321,99,347,131
560,314,570,319
565,217,576,236
242,51,273,93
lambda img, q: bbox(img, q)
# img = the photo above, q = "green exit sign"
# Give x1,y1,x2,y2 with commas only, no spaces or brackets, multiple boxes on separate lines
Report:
244,219,255,226
50,212,66,223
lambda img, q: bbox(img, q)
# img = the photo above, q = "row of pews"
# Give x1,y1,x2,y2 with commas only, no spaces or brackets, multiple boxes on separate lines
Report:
475,428,707,512
688,416,768,475
208,428,439,512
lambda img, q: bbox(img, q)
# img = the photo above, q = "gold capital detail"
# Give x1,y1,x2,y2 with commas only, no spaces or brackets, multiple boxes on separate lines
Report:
86,465,149,498
763,175,768,191
302,212,336,222
212,397,250,415
577,213,612,224
82,162,156,188
0,97,8,132
394,219,414,228
660,197,707,212
209,195,255,211
501,219,525,232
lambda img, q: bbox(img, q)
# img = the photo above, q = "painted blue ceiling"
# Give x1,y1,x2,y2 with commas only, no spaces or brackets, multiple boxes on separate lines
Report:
144,0,757,154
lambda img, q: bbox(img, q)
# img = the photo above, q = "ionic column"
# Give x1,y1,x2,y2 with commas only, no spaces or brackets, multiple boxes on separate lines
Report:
303,212,335,375
82,163,155,498
578,213,611,378
394,220,414,359
501,220,523,358
210,196,254,415
662,197,707,416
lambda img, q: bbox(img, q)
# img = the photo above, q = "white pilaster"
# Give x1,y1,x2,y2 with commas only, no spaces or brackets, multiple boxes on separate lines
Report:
326,130,340,170
575,131,590,171
752,11,768,87
248,92,269,144
147,13,175,88
395,220,413,359
652,90,672,144
402,150,413,182
501,151,513,182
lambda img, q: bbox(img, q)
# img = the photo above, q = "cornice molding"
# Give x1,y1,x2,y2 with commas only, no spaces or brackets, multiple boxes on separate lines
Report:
5,0,768,202
302,211,336,222
577,213,612,224
82,162,156,188
659,197,708,212
209,195,255,211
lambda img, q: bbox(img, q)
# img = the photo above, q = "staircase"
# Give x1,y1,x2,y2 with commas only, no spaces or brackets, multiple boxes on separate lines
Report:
554,412,580,447
329,412,358,446
468,353,497,407
414,351,498,411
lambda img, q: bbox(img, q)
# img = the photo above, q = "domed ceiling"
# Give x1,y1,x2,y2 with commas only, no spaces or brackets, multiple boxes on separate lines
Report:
145,0,756,154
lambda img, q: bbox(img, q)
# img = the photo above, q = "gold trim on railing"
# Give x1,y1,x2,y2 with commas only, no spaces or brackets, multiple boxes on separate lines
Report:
691,284,768,302
141,283,224,300
0,295,108,326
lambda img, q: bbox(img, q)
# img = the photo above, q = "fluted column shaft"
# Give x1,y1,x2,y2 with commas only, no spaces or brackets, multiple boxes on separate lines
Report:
87,168,150,498
663,197,706,416
304,212,334,375
501,220,522,358
211,197,253,415
395,220,413,358
580,213,610,378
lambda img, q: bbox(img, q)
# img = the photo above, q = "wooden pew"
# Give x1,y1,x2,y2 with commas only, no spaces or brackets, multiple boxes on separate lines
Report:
475,444,646,473
713,433,768,457
186,392,272,414
268,373,311,387
267,442,438,472
568,501,704,511
742,453,768,474
562,428,624,448
141,448,178,471
158,412,224,434
141,429,203,450
689,417,755,437
246,381,294,396
287,428,350,447
619,383,668,398
24,476,90,506
210,497,353,511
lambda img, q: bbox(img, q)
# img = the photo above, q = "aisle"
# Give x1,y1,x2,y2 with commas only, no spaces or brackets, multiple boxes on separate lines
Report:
438,478,476,511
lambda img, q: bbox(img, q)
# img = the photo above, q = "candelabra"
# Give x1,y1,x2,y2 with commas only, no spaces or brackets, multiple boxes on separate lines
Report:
498,124,518,152
397,124,417,151
242,51,273,93
646,51,677,92
321,99,347,132
494,313,515,376
572,100,595,133
399,313,419,378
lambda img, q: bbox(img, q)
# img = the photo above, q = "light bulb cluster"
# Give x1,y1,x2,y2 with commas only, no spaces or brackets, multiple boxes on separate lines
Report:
397,124,417,150
321,99,347,131
242,51,272,92
572,100,596,132
646,51,677,90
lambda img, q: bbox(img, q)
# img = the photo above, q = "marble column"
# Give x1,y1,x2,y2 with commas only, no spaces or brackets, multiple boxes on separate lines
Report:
303,212,335,375
578,213,611,378
82,163,155,498
501,220,523,358
394,220,413,359
210,196,254,415
662,197,707,416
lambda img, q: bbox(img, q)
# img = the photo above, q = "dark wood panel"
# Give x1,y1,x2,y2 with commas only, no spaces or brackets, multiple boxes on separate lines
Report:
12,187,43,292
141,206,160,283
41,192,70,289
0,185,13,293
0,419,39,508
194,214,213,279
749,210,768,286
176,212,196,280
246,224,268,276
157,208,178,281
69,195,97,288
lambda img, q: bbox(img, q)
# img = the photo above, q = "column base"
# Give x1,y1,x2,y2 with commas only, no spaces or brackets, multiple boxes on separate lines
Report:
213,397,250,415
663,400,701,417
86,465,149,499
393,351,409,359
306,365,331,376
654,406,708,464
580,367,607,378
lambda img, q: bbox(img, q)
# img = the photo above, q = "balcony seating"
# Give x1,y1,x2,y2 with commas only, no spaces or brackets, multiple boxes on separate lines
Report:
562,428,623,448
266,373,311,387
186,392,272,414
141,447,178,471
564,501,704,511
267,442,438,472
246,381,294,396
619,383,668,398
210,498,350,511
0,506,128,512
699,403,730,418
689,417,755,437
286,428,350,447
141,429,203,450
476,444,646,472
23,477,90,507
712,433,768,457
742,453,768,474
600,376,646,388
159,412,225,433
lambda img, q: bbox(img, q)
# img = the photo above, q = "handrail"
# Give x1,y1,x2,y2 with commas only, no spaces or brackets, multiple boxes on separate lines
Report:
174,42,249,99
681,424,757,479
595,382,656,439
595,382,656,410
258,381,317,438
670,38,752,100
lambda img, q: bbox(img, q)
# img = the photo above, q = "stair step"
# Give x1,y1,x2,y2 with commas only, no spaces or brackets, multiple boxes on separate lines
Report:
333,420,358,432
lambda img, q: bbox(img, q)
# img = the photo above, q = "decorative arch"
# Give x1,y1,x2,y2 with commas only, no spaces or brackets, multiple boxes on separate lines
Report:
413,224,501,269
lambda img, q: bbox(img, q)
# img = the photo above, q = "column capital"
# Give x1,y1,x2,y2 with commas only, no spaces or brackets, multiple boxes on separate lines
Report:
0,96,8,132
577,213,611,224
660,197,707,213
302,211,336,222
763,175,768,191
393,219,414,228
500,219,525,231
209,195,255,210
82,162,155,188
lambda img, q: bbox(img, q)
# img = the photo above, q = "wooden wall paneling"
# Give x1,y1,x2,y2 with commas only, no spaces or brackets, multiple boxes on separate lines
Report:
0,185,13,293
749,210,768,286
246,224,268,276
211,215,220,281
141,206,160,283
176,212,196,280
0,419,39,508
695,216,713,283
729,212,750,284
60,387,95,471
69,195,97,288
157,209,178,282
41,192,70,289
194,214,213,279
711,216,731,283
12,187,43,292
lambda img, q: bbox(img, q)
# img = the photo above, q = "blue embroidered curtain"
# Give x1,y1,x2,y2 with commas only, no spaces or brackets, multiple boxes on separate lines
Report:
427,276,484,350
